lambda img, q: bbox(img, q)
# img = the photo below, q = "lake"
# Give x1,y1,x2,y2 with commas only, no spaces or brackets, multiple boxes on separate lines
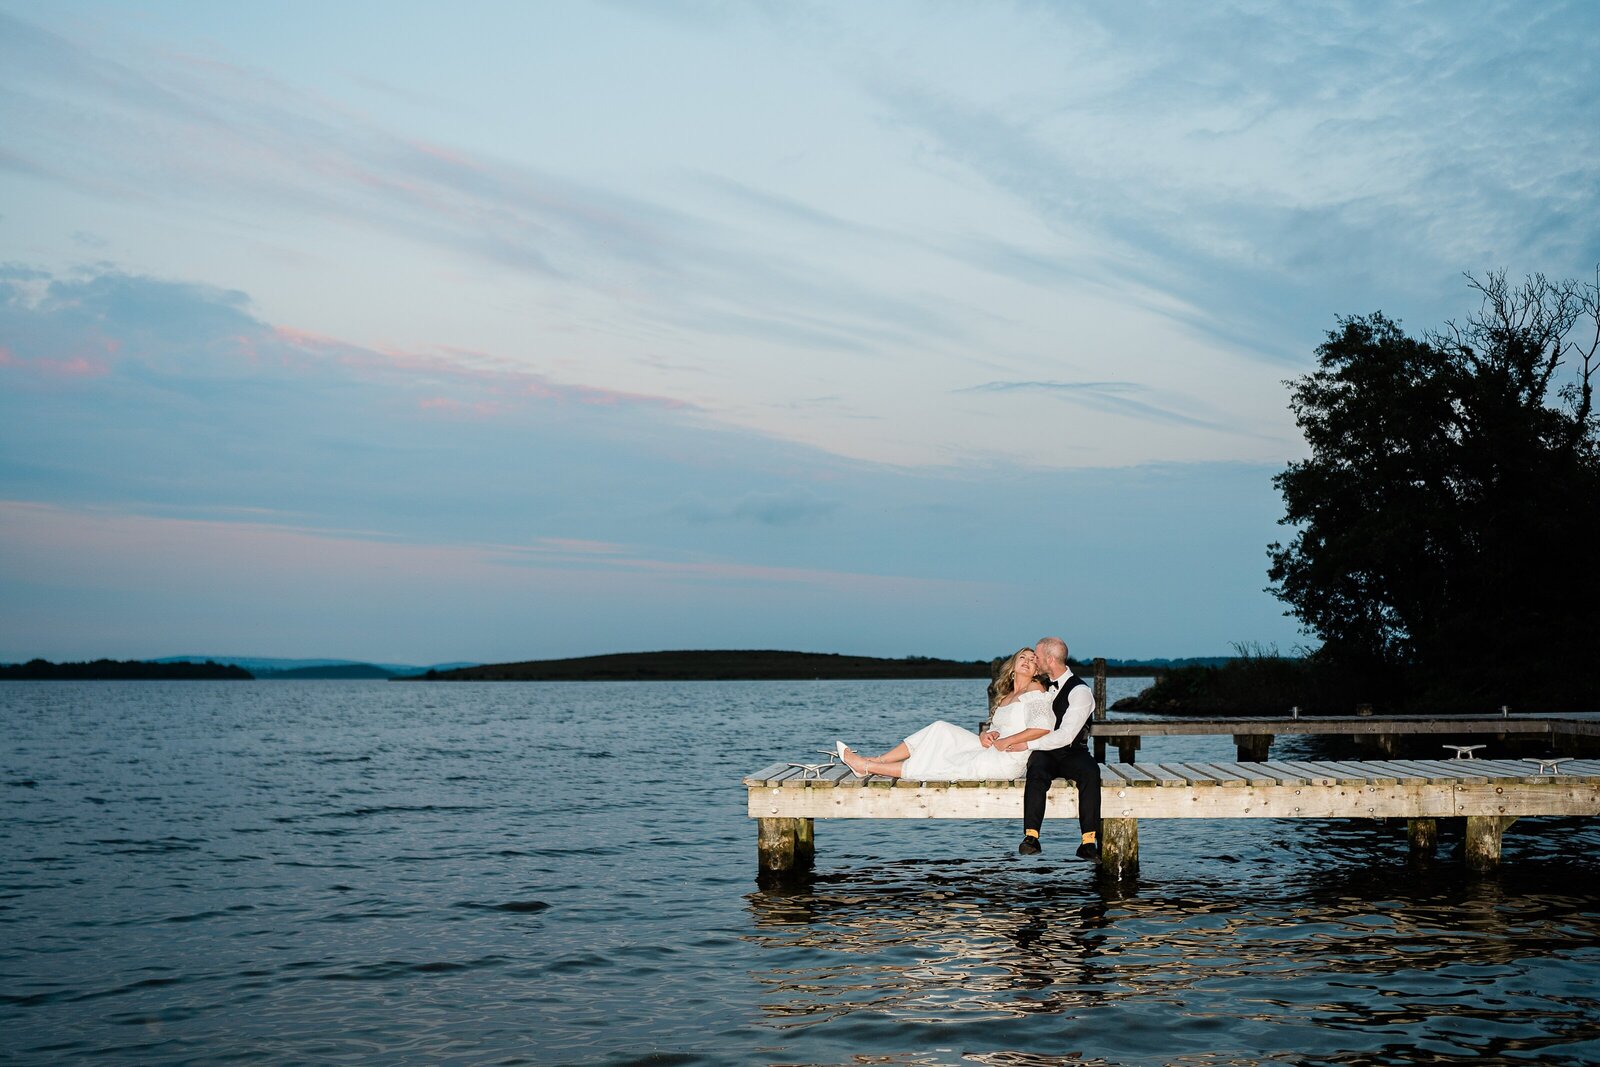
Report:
3,679,1599,1064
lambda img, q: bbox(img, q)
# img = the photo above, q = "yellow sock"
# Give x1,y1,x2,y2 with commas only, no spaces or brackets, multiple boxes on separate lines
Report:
1024,829,1039,839
1081,831,1097,845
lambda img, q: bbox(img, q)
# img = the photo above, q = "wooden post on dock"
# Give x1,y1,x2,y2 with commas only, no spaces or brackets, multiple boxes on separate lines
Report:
1092,658,1107,721
1092,658,1109,763
1115,736,1140,763
1100,818,1138,879
1407,817,1437,858
757,817,814,880
1233,734,1273,761
1463,815,1515,872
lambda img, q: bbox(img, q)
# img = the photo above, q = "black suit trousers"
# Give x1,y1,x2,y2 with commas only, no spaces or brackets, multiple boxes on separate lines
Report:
1023,744,1101,837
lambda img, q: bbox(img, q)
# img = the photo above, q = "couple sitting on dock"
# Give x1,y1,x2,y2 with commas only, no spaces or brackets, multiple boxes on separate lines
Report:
837,636,1103,862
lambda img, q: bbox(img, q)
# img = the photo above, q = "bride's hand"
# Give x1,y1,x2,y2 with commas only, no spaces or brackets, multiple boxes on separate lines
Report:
980,730,996,748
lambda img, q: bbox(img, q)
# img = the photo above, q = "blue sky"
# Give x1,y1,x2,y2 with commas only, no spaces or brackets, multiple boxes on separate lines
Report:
3,1,1597,664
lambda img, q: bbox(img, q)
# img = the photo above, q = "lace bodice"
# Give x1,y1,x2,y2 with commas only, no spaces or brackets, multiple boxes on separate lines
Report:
989,689,1055,737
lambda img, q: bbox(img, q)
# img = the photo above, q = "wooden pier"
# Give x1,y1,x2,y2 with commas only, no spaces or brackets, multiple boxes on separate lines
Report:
744,757,1600,881
1089,713,1600,762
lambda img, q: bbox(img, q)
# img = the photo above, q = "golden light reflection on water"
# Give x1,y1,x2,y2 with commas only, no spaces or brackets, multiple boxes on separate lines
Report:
744,845,1600,1065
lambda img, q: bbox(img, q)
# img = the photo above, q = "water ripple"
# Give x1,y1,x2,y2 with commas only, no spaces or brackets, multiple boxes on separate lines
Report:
2,679,1598,1065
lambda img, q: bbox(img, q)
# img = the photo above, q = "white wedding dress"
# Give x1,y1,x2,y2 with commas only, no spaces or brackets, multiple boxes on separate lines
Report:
899,690,1055,780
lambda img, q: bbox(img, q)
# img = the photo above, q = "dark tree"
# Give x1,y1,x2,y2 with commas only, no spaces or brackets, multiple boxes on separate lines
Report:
1268,271,1600,709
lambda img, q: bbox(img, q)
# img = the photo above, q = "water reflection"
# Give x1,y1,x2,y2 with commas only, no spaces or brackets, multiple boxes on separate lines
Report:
746,851,1600,1064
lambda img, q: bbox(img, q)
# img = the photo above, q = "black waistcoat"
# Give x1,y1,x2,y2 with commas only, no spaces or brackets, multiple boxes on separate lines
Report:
1052,674,1092,747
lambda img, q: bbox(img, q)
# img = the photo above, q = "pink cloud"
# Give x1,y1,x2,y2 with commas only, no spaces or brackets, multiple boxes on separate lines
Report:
268,324,689,414
0,343,112,378
416,395,507,419
0,500,973,598
407,137,482,173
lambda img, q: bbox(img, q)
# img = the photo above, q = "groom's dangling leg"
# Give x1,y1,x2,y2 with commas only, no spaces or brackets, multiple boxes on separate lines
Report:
1018,752,1055,854
1059,745,1102,861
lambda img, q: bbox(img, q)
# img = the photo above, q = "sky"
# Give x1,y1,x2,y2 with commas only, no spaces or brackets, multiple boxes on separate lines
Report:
3,1,1598,665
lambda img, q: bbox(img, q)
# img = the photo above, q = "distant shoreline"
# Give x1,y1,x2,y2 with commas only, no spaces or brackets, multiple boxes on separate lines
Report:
0,650,1176,683
0,659,251,681
403,650,1164,682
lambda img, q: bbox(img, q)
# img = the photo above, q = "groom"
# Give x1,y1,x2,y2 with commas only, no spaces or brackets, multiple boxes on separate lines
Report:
1016,636,1102,862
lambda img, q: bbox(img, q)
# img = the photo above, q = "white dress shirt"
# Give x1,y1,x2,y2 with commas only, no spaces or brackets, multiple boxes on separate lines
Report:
1027,667,1096,751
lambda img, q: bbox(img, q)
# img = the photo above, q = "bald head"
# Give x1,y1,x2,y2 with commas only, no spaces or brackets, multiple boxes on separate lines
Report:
1034,636,1068,673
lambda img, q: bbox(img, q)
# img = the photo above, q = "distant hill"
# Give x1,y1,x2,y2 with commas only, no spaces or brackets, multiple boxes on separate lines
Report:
151,656,478,678
254,663,400,680
0,658,251,680
412,650,994,682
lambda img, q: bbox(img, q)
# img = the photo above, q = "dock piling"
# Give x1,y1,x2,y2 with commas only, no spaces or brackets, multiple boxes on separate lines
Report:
1100,818,1138,879
1407,817,1437,858
1233,733,1273,761
758,816,814,880
1463,815,1516,872
1092,658,1107,722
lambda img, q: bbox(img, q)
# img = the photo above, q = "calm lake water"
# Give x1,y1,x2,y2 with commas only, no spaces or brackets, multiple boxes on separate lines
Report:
3,679,1599,1065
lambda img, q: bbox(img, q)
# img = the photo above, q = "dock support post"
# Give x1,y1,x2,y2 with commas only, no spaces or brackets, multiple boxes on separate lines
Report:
1115,736,1140,763
794,816,814,871
1094,737,1108,762
1355,732,1401,758
758,817,814,880
1092,658,1107,720
1463,815,1515,872
1234,734,1273,761
1407,817,1437,858
1100,818,1138,880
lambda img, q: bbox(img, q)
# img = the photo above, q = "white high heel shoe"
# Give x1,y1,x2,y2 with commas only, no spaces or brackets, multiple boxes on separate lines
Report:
835,741,866,777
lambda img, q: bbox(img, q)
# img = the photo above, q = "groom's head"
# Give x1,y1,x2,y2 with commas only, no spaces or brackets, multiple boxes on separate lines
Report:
1035,636,1068,674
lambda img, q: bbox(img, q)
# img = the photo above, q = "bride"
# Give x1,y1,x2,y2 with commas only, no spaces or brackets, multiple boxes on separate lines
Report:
837,647,1054,780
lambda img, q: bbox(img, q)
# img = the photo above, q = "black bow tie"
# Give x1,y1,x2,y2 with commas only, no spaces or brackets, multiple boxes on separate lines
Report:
1048,680,1060,689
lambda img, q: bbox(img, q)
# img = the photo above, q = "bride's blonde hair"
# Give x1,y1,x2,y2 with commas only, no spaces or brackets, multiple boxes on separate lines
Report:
987,647,1035,713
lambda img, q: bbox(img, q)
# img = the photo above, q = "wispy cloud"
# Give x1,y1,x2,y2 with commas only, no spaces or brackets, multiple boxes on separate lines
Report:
672,489,839,526
961,379,1249,436
0,9,972,360
0,269,685,416
852,1,1600,357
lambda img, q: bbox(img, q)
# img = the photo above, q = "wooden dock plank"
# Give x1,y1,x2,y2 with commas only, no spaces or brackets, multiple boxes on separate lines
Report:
1145,763,1194,786
1337,760,1428,783
1466,758,1551,779
1242,761,1311,785
1207,761,1279,787
1177,762,1246,785
1105,762,1163,784
1390,759,1492,783
742,762,794,786
1275,761,1344,786
1315,760,1398,785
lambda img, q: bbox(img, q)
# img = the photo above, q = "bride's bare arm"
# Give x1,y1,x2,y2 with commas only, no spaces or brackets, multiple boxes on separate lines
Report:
995,727,1047,752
